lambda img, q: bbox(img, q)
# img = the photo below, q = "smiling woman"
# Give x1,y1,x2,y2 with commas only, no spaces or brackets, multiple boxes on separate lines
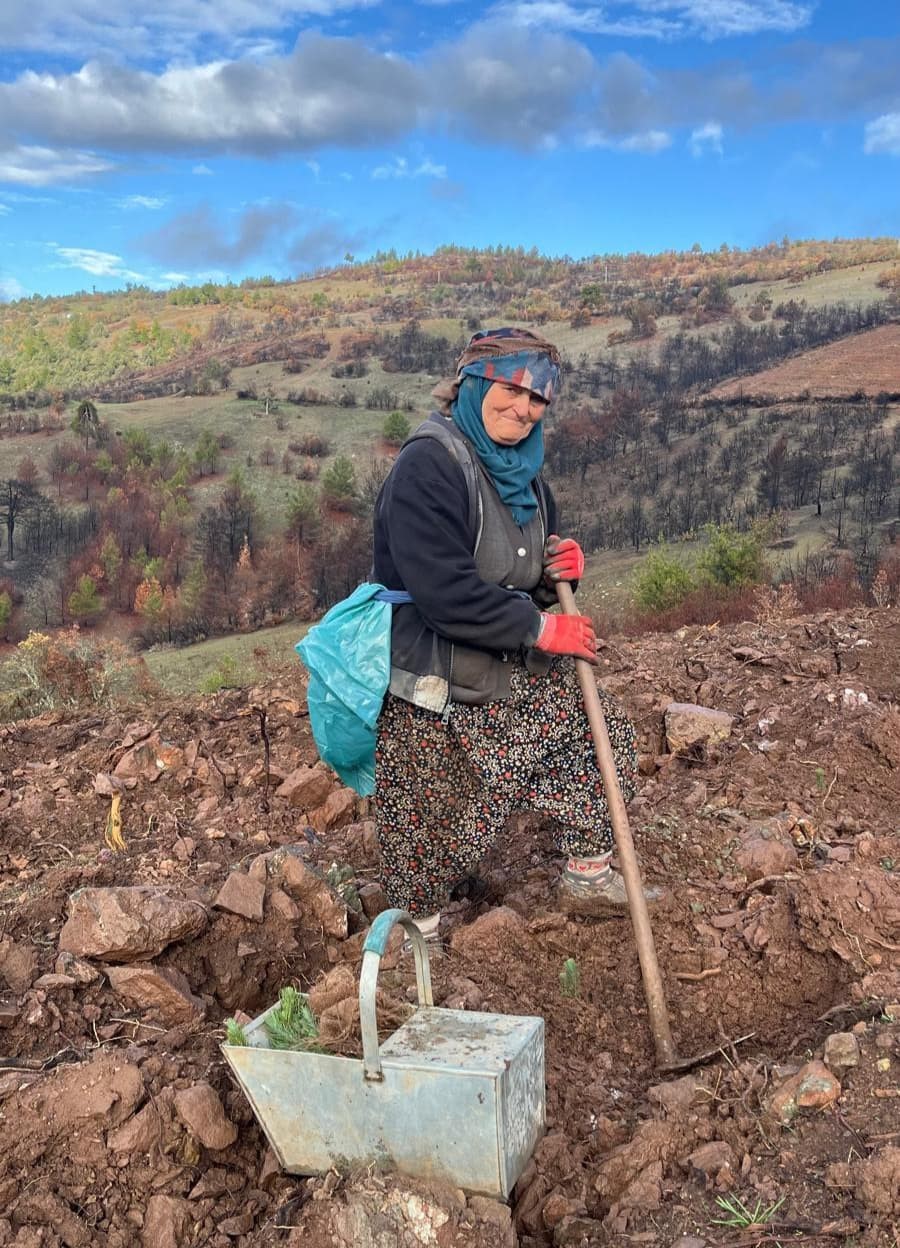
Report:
370,327,663,944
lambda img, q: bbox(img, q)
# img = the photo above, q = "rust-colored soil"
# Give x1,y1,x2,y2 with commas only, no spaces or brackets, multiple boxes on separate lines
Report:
711,323,900,400
1,608,898,1246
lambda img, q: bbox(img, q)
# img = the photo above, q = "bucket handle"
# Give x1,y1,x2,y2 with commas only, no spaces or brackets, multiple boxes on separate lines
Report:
359,908,433,1081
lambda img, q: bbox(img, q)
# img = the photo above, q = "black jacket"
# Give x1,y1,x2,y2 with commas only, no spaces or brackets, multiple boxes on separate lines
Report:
373,419,559,710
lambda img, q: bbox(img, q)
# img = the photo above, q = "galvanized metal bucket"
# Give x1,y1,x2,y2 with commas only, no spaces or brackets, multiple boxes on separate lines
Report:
222,908,545,1197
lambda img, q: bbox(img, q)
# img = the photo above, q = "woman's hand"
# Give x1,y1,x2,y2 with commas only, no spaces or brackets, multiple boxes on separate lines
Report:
543,535,585,584
533,612,598,664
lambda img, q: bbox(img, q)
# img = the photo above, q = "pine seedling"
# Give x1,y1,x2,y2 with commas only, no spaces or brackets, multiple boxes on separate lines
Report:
263,986,323,1052
712,1193,785,1229
224,1017,248,1046
560,958,581,999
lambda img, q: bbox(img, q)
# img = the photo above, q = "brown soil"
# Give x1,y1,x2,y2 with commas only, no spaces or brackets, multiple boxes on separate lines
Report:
710,323,900,400
1,607,898,1247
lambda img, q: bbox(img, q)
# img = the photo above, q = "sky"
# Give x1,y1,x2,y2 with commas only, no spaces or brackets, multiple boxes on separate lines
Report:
0,0,898,300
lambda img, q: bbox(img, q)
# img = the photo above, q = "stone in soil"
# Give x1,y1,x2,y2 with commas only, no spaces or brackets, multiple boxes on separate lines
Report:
58,886,207,962
824,1030,861,1068
274,764,332,808
449,906,525,960
766,1059,842,1124
0,937,37,993
275,852,348,938
107,1101,164,1156
174,1081,238,1151
142,1194,191,1248
213,870,266,921
664,702,734,752
105,963,206,1026
307,786,358,833
733,820,800,880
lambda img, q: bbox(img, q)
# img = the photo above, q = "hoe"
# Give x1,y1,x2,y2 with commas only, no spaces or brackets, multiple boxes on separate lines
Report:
557,582,752,1072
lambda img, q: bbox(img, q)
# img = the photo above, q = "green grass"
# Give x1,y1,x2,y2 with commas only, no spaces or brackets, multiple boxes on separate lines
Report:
143,620,309,694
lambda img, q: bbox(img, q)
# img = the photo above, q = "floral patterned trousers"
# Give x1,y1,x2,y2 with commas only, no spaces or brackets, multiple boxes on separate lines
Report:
375,656,638,914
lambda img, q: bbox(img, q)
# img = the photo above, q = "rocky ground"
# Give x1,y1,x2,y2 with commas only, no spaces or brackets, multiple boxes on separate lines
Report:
0,606,898,1248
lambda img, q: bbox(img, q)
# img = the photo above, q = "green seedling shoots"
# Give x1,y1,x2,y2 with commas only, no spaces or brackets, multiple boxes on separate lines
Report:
224,1017,248,1047
263,986,323,1052
560,958,581,998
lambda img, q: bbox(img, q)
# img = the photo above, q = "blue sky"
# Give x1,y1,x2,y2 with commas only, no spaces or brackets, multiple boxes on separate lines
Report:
1,0,898,299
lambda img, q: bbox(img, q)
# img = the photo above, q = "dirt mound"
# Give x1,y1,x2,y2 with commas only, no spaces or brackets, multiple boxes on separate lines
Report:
0,608,898,1246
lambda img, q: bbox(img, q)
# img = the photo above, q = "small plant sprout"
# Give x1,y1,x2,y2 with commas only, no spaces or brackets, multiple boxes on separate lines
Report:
560,958,581,999
814,766,827,794
712,1193,785,1230
263,986,322,1052
224,1017,248,1047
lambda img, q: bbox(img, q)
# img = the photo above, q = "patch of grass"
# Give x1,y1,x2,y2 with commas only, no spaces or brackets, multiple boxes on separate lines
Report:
224,1018,248,1046
143,620,308,694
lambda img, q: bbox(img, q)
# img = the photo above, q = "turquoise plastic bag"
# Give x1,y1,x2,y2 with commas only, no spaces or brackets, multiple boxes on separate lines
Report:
295,583,392,797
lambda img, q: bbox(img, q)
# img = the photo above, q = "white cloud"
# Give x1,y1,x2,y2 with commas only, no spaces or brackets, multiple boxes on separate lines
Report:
582,127,672,152
0,0,381,61
163,271,189,282
0,276,28,301
491,0,813,39
51,245,146,281
690,120,723,156
192,163,214,175
864,112,900,156
0,144,114,187
306,159,321,179
117,194,167,209
371,155,447,179
0,203,9,215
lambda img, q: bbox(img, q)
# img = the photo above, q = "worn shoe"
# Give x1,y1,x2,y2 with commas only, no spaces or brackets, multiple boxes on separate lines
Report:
400,913,444,960
556,868,665,917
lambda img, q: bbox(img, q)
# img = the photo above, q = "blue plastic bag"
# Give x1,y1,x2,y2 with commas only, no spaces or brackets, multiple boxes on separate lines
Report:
295,583,393,797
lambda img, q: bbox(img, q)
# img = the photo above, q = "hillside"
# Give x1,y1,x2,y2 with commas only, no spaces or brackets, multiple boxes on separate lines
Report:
0,605,897,1245
0,237,898,659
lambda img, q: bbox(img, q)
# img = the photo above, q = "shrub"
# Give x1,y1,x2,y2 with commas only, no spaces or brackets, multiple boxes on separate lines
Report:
383,410,411,446
321,456,358,507
296,433,331,458
633,546,696,613
696,522,769,589
0,629,150,719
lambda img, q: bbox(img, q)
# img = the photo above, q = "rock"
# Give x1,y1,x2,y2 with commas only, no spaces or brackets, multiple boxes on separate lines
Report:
278,856,348,939
32,973,75,991
174,1082,237,1151
105,964,206,1026
595,1121,681,1203
664,703,734,752
541,1190,585,1230
219,1213,255,1236
450,907,525,960
824,1031,860,1069
274,765,332,809
647,1074,705,1114
851,1145,900,1214
733,822,799,881
766,1059,842,1124
54,952,100,983
467,1195,514,1236
358,881,388,920
18,1054,143,1135
554,1216,607,1245
107,1102,163,1155
13,1192,90,1246
307,787,358,833
687,1141,736,1187
142,1195,190,1248
59,887,207,962
259,1146,282,1189
671,1238,708,1248
213,871,265,922
269,887,300,921
0,938,37,993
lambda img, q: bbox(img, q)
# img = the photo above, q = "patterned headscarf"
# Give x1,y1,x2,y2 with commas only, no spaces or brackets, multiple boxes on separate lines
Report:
432,328,563,527
432,327,562,413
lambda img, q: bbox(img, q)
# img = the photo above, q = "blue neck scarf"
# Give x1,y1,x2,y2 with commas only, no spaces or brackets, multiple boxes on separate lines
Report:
450,375,544,527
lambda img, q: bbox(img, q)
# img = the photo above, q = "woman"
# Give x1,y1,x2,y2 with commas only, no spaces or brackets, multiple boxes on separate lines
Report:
372,328,657,942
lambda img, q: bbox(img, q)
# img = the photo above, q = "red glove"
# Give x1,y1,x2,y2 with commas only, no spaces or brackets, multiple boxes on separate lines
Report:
543,535,585,584
534,612,598,663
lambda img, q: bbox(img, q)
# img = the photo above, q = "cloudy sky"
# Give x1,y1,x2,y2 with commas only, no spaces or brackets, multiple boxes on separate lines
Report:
1,0,898,298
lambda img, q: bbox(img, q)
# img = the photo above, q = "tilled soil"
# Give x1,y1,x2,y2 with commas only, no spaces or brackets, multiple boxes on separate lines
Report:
0,607,898,1247
709,322,900,400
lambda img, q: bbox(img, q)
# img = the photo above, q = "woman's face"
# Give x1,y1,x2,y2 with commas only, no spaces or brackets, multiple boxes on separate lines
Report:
481,381,549,446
